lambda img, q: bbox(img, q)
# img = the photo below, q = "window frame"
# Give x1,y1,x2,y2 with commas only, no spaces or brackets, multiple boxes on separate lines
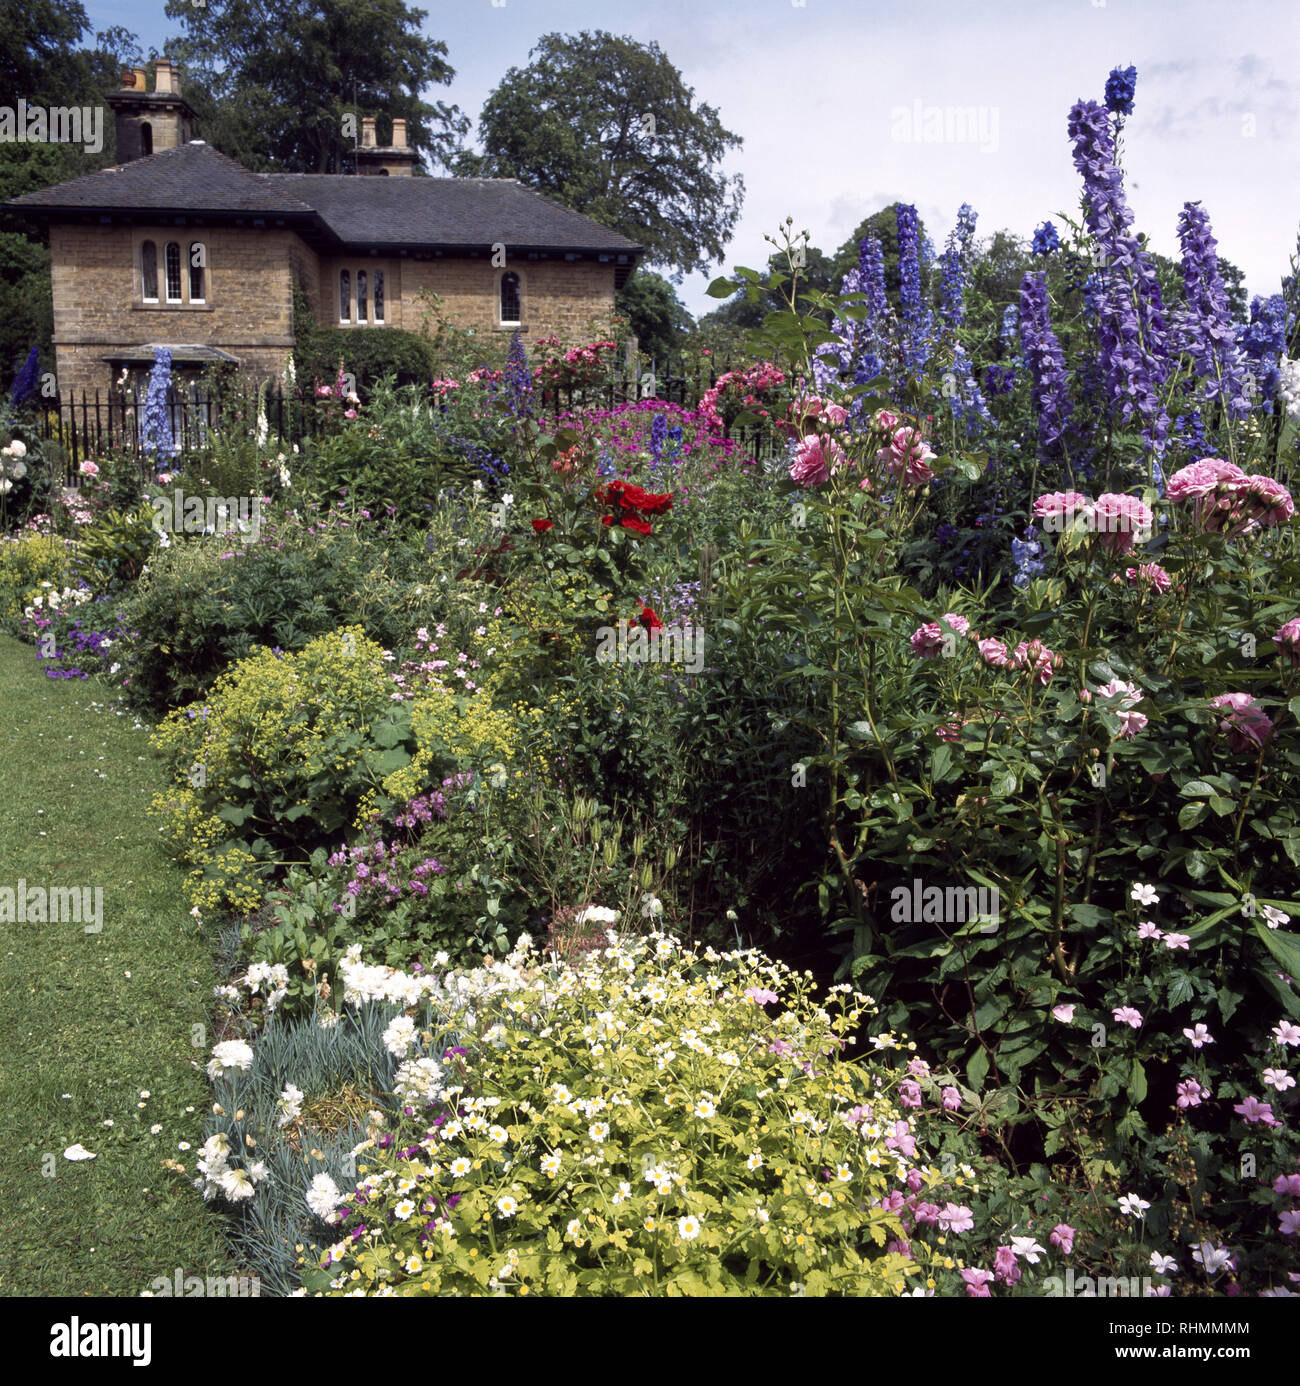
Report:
499,270,522,327
164,242,182,303
187,241,205,305
141,240,158,303
339,269,351,324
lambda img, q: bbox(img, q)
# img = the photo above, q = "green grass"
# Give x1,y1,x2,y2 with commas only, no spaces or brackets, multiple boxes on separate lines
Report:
0,634,236,1296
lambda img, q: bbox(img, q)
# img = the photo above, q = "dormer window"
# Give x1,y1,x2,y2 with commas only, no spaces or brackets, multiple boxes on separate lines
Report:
499,271,521,326
164,242,182,302
141,240,158,301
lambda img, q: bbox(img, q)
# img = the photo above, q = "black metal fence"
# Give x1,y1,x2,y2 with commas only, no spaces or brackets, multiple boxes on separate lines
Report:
37,359,784,485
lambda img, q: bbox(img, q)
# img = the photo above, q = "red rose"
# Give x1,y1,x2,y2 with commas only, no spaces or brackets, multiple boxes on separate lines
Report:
636,604,664,632
531,518,554,532
620,516,653,536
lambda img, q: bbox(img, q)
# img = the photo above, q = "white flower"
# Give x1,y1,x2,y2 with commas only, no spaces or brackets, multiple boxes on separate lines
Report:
496,1195,519,1217
206,1039,255,1079
1149,1252,1179,1276
449,1157,471,1177
1191,1241,1233,1275
1130,883,1160,906
276,1083,304,1127
1009,1236,1046,1264
219,1167,257,1202
393,1200,416,1221
747,1152,763,1171
677,1215,701,1240
540,1152,561,1177
1263,1067,1295,1091
306,1172,342,1219
1262,905,1289,929
382,1014,416,1057
577,905,618,926
63,1143,96,1161
1118,1193,1151,1217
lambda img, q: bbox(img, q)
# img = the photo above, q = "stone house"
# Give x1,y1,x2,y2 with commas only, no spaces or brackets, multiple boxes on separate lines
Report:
6,60,643,398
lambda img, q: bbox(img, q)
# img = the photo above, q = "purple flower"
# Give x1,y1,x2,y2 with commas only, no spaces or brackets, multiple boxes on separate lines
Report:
1019,272,1073,459
898,1078,923,1109
1031,221,1061,256
1104,65,1138,117
897,204,934,381
1172,202,1252,417
941,1086,962,1111
961,1267,994,1297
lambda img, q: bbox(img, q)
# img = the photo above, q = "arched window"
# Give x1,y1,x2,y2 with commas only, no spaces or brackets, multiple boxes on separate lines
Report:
188,242,205,303
499,272,521,326
357,270,367,323
164,242,182,301
140,122,153,156
339,270,351,323
374,271,385,323
141,241,158,301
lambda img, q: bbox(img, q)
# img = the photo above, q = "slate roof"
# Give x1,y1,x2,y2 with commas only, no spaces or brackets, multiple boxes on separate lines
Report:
7,142,643,256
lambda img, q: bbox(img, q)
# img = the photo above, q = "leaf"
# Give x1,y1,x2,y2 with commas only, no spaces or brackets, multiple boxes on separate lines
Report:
1254,919,1300,982
1128,1058,1148,1104
1178,802,1207,830
966,1046,990,1092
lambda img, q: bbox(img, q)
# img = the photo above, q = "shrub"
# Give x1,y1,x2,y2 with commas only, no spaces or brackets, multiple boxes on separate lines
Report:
294,932,938,1297
295,327,438,393
0,528,72,628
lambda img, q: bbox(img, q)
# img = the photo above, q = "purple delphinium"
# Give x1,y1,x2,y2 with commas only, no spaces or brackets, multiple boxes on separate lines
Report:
1067,97,1170,466
1173,202,1251,417
503,329,532,419
945,345,992,438
812,233,891,399
649,410,668,466
1011,527,1047,588
939,203,978,329
897,203,935,380
1018,272,1073,459
11,347,39,406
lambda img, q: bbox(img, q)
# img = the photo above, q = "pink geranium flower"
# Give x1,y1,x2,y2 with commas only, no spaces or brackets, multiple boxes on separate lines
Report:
937,1203,974,1233
1137,921,1163,940
1112,1006,1144,1029
941,1086,963,1111
1233,1096,1278,1126
898,1078,922,1109
1183,1024,1215,1048
1052,1004,1076,1023
1176,1079,1206,1108
1049,1223,1075,1255
744,987,779,1005
993,1245,1022,1285
1208,692,1274,752
961,1268,994,1297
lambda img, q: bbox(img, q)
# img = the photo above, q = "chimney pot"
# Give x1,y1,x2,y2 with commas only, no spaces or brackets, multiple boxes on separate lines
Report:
392,118,407,148
361,116,377,147
155,59,173,94
133,67,147,91
120,69,137,89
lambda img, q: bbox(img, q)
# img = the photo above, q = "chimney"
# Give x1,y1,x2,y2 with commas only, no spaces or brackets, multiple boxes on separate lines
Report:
107,58,196,161
361,116,377,148
132,67,147,91
155,59,174,94
391,118,407,148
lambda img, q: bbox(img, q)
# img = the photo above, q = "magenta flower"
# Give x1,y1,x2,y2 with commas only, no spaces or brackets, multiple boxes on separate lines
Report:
1234,1096,1279,1126
1208,692,1275,753
941,1086,962,1111
993,1245,1022,1285
1278,1210,1300,1236
1052,1003,1076,1023
1272,1173,1300,1196
907,1057,931,1077
1032,490,1094,531
912,1201,942,1225
744,987,779,1006
1112,1006,1144,1029
885,1120,918,1159
1049,1223,1075,1255
898,1078,922,1109
1183,1024,1215,1048
1122,562,1172,593
960,1267,994,1297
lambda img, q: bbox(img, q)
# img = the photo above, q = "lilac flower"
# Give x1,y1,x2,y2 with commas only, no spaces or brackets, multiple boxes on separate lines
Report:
1173,202,1252,417
1019,272,1073,459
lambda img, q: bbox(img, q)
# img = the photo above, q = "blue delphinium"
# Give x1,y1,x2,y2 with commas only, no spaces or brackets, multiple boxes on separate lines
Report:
1018,272,1073,459
140,347,176,462
1011,527,1047,588
1173,202,1251,417
503,329,532,419
813,233,890,399
939,203,978,329
1104,65,1138,118
945,346,992,438
11,347,39,406
1172,410,1208,460
897,204,934,380
1238,293,1293,414
1031,221,1061,257
984,364,1015,397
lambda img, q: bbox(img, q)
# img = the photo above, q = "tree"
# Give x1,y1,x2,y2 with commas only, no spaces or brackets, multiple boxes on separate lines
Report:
455,31,744,281
615,270,694,364
161,0,468,173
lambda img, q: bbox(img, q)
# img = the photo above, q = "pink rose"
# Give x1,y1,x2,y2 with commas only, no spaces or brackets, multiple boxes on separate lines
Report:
1121,562,1171,593
1273,617,1300,666
1092,493,1154,554
1208,692,1274,752
79,461,99,477
878,427,936,487
1032,491,1094,532
789,433,843,487
1243,475,1295,527
874,409,901,432
1166,458,1247,502
978,638,1010,667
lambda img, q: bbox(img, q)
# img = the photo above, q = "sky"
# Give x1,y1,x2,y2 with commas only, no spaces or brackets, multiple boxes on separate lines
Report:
85,0,1300,321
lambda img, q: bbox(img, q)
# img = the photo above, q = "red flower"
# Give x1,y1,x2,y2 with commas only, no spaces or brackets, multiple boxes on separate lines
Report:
636,604,664,632
620,516,653,536
531,518,554,532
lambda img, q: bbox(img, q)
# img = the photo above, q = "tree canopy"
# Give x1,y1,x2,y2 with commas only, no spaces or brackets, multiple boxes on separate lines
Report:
614,270,695,363
161,0,468,173
454,31,744,281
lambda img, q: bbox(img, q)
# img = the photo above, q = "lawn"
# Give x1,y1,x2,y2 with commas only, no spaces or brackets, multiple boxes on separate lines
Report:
0,635,236,1296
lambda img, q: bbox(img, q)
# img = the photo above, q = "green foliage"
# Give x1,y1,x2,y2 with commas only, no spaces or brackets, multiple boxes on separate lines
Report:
0,528,72,627
615,269,694,363
454,30,743,280
74,502,159,592
161,0,468,173
295,327,439,394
